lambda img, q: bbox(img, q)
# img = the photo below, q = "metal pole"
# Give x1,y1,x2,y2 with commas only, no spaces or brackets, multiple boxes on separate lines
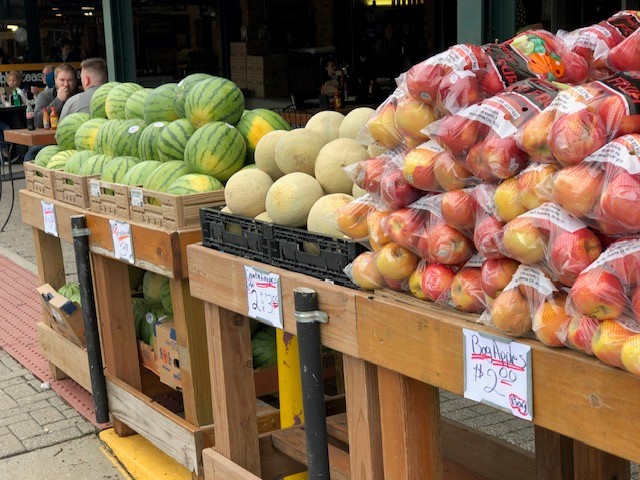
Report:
294,287,330,479
71,215,109,424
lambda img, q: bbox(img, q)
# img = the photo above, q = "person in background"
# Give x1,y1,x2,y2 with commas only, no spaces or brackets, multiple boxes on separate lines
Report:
57,38,80,63
60,57,107,119
375,23,405,80
31,65,55,100
5,71,28,105
320,58,341,97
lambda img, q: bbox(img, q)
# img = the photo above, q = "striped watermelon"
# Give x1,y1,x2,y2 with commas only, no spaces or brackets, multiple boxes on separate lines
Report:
140,305,167,346
65,150,95,175
184,122,245,182
159,277,173,317
175,73,213,118
34,145,63,167
100,157,138,184
94,120,122,156
157,119,195,162
144,83,179,124
90,82,121,118
138,121,167,160
185,77,244,128
47,150,78,171
142,271,164,304
143,160,191,192
106,83,143,120
113,119,147,157
75,118,108,151
55,112,90,150
166,173,223,195
79,154,112,176
125,88,152,120
131,297,150,339
122,160,161,186
236,108,291,162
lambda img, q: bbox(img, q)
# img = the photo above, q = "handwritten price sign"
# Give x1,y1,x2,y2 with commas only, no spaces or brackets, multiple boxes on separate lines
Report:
463,329,533,421
41,201,58,237
109,219,135,264
244,265,283,329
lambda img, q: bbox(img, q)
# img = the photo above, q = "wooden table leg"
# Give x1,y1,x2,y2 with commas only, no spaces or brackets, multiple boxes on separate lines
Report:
535,426,574,480
170,278,212,427
378,366,443,480
92,254,140,437
204,302,260,477
573,441,630,480
343,355,384,480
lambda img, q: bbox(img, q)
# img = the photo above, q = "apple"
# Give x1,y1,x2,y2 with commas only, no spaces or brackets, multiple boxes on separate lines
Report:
435,115,483,156
383,207,427,252
375,242,419,282
516,164,558,211
599,170,640,236
421,263,456,301
382,275,405,291
562,314,600,353
621,335,640,376
474,214,505,259
367,209,392,252
549,109,608,166
631,287,640,321
598,95,626,132
477,69,504,96
519,110,556,163
336,201,373,240
591,319,635,368
401,144,440,191
568,267,626,320
551,163,604,218
441,189,477,232
548,228,602,286
425,222,475,265
609,33,640,75
481,136,529,180
434,153,474,191
368,102,402,149
350,252,386,290
450,267,485,313
408,264,428,300
406,62,445,105
494,177,527,222
490,288,531,337
437,71,482,114
532,294,571,347
380,168,423,210
501,217,548,264
395,95,438,140
353,156,387,194
465,142,494,181
481,258,520,299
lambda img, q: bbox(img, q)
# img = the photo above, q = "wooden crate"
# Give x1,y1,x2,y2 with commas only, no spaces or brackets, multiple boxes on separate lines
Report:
53,172,99,208
128,187,225,230
87,179,130,219
24,162,55,198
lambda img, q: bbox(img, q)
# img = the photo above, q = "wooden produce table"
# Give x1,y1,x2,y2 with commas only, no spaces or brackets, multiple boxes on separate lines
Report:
187,245,639,480
4,128,56,146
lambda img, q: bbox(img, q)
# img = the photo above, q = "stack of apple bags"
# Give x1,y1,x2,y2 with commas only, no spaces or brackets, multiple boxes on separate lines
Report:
335,11,640,377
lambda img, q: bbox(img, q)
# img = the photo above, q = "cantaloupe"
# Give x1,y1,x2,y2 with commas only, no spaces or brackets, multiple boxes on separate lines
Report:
265,173,324,227
339,107,375,140
274,129,325,176
224,169,274,217
254,130,287,180
305,111,345,143
254,211,273,223
352,183,366,198
314,138,368,194
220,206,232,214
367,143,387,157
307,193,354,238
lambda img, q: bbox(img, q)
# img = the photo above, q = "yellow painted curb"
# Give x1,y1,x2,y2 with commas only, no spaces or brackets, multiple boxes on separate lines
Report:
99,429,191,480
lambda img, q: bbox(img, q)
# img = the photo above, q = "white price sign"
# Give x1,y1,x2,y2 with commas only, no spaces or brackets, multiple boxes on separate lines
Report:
463,329,533,420
41,201,58,237
109,219,135,264
244,265,283,329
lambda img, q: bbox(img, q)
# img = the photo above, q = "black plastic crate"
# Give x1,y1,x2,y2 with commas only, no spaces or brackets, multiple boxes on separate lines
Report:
200,207,273,262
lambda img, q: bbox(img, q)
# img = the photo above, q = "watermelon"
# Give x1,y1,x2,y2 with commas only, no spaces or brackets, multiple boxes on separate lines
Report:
166,173,223,195
159,277,172,317
157,119,196,162
122,160,161,186
131,297,150,340
252,328,277,368
58,282,82,306
143,160,191,192
184,122,245,182
142,271,165,304
113,119,146,157
100,157,138,184
65,150,95,175
47,150,78,171
144,83,179,124
34,145,63,167
139,305,168,346
125,88,152,120
79,154,112,176
75,118,108,151
236,108,291,162
90,82,121,118
55,112,90,150
185,77,244,128
138,121,167,160
105,82,143,120
175,73,213,118
94,120,122,156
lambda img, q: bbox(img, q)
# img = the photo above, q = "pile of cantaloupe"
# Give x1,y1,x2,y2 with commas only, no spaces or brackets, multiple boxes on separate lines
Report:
223,107,375,238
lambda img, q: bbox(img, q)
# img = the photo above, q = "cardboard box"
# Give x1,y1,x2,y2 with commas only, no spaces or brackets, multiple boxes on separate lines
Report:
138,340,158,374
37,284,85,348
155,321,181,390
246,55,288,98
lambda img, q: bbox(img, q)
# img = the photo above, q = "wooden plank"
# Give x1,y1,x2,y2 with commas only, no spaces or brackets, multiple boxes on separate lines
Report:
105,374,204,476
534,426,573,480
188,245,361,356
573,441,630,480
326,414,349,443
169,278,212,427
357,294,640,465
205,302,260,476
378,366,443,479
258,431,307,480
4,128,56,146
21,190,80,242
204,448,262,480
342,355,383,480
178,229,202,279
256,400,280,433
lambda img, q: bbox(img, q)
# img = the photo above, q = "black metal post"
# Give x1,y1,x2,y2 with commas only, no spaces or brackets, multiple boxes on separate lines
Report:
71,215,109,424
294,287,330,479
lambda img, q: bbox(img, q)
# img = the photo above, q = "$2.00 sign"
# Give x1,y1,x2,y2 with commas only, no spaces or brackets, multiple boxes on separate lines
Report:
244,265,283,329
109,220,135,264
463,329,533,420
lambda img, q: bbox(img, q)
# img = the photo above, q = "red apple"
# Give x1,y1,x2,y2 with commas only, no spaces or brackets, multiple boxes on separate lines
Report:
490,288,531,336
437,71,482,114
435,115,483,156
474,214,506,259
481,258,520,299
481,136,529,180
548,228,602,286
519,110,555,163
382,275,404,291
591,319,635,368
434,153,474,191
465,142,494,181
350,252,385,290
477,69,504,96
380,168,423,210
569,267,626,320
354,156,387,194
501,217,548,264
516,164,558,211
401,144,441,191
441,189,477,232
450,267,485,313
406,62,444,105
382,208,427,252
533,294,571,347
421,263,456,301
375,242,419,282
549,109,608,166
425,222,474,265
608,30,640,72
551,163,604,218
562,314,599,354
599,170,640,236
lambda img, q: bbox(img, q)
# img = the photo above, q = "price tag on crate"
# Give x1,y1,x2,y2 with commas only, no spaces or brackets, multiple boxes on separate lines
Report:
463,328,533,421
109,219,135,264
89,179,100,197
244,265,283,329
130,188,143,207
41,200,58,237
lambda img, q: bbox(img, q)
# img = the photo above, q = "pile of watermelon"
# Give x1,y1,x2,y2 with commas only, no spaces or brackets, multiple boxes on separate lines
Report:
132,270,173,347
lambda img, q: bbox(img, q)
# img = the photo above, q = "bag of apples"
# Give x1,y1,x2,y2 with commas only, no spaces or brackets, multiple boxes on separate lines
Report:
378,194,433,255
608,23,640,73
334,194,380,242
400,139,468,192
517,72,640,166
346,147,405,196
435,254,486,315
469,183,506,259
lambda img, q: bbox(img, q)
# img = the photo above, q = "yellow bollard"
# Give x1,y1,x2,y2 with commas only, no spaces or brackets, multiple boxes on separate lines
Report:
277,329,308,480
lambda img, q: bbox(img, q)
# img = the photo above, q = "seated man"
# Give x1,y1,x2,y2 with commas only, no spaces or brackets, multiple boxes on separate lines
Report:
60,58,108,119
